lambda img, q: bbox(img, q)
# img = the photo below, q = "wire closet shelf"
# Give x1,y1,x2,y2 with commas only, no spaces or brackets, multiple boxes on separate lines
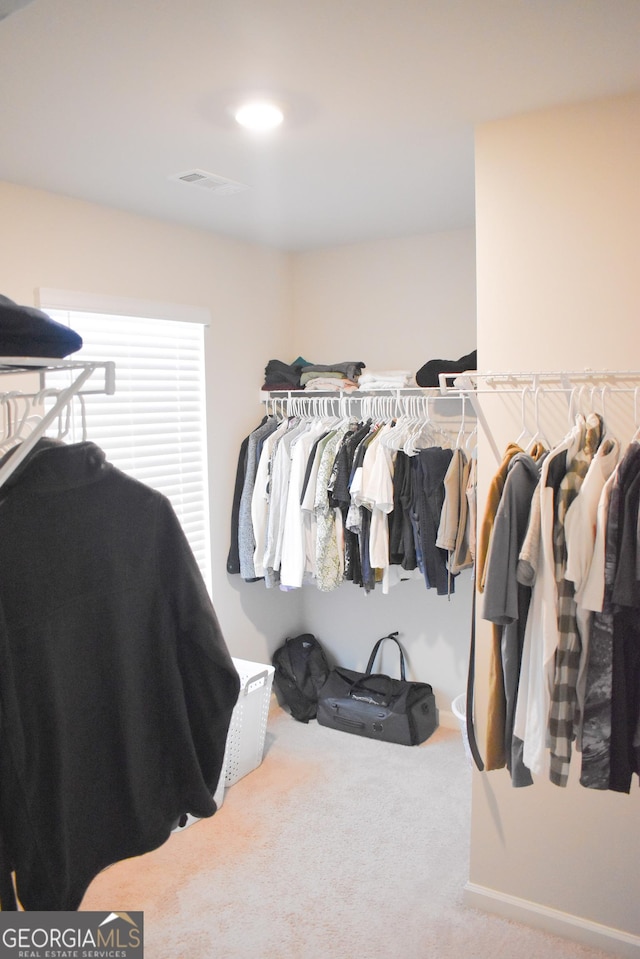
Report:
0,356,116,488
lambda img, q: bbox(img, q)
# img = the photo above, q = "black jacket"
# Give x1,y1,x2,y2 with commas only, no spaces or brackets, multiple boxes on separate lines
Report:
0,440,240,910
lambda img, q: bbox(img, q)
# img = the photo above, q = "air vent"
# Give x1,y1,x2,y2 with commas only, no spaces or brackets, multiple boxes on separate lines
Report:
171,169,249,197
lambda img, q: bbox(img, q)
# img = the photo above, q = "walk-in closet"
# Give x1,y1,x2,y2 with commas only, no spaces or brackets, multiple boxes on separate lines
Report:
1,2,639,957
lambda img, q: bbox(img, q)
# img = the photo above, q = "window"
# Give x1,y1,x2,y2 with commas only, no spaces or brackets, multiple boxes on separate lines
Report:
40,294,211,587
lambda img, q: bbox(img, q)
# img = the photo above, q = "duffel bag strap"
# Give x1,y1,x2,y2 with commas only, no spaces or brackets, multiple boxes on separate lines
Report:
365,631,406,681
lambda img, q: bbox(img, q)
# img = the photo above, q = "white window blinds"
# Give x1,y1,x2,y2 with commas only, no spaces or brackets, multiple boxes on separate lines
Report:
43,307,212,587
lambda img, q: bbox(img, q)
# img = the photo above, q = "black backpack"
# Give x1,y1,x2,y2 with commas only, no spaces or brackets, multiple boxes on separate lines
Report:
272,634,331,723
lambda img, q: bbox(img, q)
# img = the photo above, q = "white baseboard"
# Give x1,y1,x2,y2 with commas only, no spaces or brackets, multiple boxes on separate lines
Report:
464,882,640,959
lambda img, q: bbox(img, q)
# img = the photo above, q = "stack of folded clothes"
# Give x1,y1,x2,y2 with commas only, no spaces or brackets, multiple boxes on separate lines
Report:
262,357,311,391
262,358,367,391
299,361,365,391
357,369,415,389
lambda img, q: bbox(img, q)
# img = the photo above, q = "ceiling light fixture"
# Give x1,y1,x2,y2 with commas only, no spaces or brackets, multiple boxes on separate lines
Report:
233,100,284,132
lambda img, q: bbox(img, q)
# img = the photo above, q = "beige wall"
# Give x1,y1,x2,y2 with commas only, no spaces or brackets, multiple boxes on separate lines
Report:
292,229,477,369
471,92,640,953
0,180,304,664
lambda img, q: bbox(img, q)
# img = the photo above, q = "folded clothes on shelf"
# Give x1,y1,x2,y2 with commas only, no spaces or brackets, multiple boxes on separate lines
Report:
303,377,359,391
415,350,477,388
357,370,415,389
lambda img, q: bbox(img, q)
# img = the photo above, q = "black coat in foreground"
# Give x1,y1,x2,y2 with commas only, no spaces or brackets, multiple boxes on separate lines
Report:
0,440,240,910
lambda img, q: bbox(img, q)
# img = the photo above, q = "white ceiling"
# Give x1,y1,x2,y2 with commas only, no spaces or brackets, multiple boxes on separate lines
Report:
1,0,639,252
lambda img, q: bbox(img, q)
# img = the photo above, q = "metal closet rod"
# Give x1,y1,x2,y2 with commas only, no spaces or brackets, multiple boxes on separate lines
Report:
438,369,640,464
261,386,453,398
262,388,473,419
261,388,467,420
0,358,116,488
0,356,116,393
439,369,640,391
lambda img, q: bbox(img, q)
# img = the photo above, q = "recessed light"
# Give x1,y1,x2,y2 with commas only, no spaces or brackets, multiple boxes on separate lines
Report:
234,100,284,132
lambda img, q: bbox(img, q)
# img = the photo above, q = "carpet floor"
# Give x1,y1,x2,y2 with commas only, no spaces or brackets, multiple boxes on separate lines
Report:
81,700,616,959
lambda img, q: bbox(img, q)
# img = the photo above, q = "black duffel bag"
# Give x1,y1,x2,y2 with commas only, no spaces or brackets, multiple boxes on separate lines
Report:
316,632,437,746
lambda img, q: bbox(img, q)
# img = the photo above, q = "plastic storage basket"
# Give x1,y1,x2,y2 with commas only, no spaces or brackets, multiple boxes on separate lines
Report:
224,658,275,787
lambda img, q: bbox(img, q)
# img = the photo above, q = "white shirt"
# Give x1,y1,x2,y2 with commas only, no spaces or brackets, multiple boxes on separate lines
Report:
251,419,289,577
279,421,327,588
564,436,620,599
580,467,619,614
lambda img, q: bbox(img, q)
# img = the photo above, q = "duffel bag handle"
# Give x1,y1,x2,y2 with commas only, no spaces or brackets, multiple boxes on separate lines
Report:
365,631,406,681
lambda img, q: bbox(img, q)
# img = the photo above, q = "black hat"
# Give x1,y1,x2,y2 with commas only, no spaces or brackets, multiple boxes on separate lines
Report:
0,294,83,358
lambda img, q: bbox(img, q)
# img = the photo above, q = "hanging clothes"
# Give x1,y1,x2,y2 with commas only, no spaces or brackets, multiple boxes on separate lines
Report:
228,399,475,597
482,449,546,786
547,413,603,787
264,417,308,587
438,446,474,575
227,430,251,575
480,393,640,793
599,440,640,792
578,466,620,789
413,447,454,595
278,417,328,588
477,441,525,770
345,421,383,592
252,417,291,578
315,421,354,591
238,416,279,581
388,449,418,572
512,418,584,778
564,435,620,755
331,419,372,584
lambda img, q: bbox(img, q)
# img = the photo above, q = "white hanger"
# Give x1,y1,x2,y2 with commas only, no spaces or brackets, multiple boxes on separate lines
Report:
515,386,533,448
404,396,450,455
0,392,19,452
0,391,36,455
526,386,550,452
466,423,478,459
380,395,415,451
403,396,431,455
455,395,467,449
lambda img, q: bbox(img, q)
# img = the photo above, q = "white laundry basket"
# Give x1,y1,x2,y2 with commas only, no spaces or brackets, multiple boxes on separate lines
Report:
451,694,473,767
173,658,273,832
223,658,275,787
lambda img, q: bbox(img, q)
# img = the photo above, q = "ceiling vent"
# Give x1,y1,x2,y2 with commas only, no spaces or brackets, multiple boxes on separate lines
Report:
171,169,250,197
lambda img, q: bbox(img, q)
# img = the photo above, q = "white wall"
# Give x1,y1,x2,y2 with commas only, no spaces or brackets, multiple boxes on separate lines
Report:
471,92,640,954
291,229,477,715
0,180,304,664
